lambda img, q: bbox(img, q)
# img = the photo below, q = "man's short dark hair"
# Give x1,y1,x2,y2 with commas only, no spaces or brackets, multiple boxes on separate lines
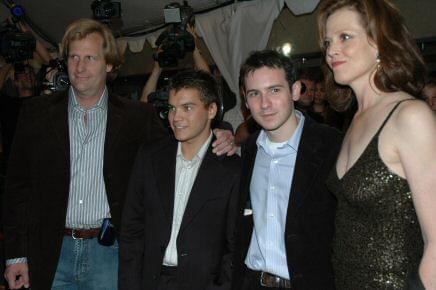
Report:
169,69,221,118
239,50,297,97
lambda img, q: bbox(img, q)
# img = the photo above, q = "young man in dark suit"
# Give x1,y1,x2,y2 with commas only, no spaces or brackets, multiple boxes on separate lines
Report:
119,70,241,290
233,50,342,290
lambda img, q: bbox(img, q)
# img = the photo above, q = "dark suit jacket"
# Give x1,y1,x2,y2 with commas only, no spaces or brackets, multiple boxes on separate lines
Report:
2,90,166,290
119,137,241,290
233,116,342,290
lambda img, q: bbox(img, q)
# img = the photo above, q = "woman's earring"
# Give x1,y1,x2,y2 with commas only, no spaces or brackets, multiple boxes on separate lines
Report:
376,53,381,70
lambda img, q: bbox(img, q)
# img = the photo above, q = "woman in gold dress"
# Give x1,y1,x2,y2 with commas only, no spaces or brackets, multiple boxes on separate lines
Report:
318,0,436,289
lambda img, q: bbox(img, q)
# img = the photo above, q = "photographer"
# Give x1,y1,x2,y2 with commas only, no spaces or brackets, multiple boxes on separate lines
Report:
0,61,35,161
16,20,52,65
0,19,53,161
140,23,210,103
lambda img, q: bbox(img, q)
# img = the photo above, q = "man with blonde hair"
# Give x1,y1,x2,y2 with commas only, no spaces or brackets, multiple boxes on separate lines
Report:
2,18,166,290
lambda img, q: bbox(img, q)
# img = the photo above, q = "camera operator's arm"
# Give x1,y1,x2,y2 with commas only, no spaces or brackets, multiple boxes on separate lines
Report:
17,21,52,65
187,24,211,73
140,61,162,103
34,40,52,65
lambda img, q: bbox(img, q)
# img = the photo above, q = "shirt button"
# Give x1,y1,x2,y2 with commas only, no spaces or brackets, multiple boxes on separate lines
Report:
270,185,275,190
79,200,83,204
269,213,274,217
273,159,278,164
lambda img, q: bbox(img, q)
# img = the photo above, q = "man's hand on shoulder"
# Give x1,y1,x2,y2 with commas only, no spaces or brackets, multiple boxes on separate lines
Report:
212,128,237,156
5,263,30,289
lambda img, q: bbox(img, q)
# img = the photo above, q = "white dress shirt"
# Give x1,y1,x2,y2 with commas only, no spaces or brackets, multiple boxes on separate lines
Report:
163,132,213,266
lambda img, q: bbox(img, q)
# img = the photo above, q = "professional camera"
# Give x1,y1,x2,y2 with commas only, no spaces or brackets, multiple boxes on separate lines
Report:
41,58,70,92
153,1,195,67
163,1,194,32
91,0,121,23
0,21,35,64
148,90,170,127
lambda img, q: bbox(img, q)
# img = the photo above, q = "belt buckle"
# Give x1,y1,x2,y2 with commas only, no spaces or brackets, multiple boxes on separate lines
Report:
260,272,278,287
260,272,290,288
71,229,83,240
260,272,267,287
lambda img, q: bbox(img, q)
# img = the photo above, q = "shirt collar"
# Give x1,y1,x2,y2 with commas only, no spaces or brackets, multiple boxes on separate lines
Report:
257,110,305,152
69,86,108,112
177,131,213,163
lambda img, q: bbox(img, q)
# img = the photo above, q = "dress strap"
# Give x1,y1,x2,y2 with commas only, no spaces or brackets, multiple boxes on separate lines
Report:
375,99,415,136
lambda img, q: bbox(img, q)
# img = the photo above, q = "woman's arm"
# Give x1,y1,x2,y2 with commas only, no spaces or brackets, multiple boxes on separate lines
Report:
394,100,436,289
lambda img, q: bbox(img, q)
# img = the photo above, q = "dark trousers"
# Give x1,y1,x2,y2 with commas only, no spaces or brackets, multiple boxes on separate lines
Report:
241,267,288,290
157,266,178,290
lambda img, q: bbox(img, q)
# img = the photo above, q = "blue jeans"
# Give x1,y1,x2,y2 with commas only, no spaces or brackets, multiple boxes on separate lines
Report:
51,236,118,290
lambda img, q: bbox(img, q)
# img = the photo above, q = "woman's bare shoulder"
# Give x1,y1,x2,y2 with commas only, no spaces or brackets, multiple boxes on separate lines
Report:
393,97,435,130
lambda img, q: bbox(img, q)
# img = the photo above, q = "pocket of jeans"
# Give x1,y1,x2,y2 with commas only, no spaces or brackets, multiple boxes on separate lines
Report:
109,239,119,250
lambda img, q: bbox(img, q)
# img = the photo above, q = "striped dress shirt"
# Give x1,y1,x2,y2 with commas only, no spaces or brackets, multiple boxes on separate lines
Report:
6,87,110,266
65,87,110,229
163,132,212,266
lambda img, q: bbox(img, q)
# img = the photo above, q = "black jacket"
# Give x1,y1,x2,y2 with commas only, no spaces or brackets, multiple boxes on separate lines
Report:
119,137,241,290
233,116,342,290
3,91,166,290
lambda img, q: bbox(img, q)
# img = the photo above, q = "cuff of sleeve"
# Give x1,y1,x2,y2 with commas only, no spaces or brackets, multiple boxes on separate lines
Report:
6,257,28,266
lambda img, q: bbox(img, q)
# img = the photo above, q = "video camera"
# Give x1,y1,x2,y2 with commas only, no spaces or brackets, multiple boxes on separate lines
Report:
147,74,172,127
91,0,121,23
41,58,70,92
148,90,170,124
0,20,36,67
153,1,195,67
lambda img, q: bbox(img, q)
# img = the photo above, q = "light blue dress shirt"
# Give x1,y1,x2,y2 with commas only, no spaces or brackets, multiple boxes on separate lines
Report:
245,111,305,279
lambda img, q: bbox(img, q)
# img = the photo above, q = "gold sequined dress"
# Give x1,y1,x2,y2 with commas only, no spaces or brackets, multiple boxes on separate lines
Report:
327,100,423,289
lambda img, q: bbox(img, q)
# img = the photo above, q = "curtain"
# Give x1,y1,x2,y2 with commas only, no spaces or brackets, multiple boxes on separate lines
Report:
196,0,284,129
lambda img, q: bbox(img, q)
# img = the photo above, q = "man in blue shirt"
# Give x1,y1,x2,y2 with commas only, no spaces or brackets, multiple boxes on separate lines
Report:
233,50,342,290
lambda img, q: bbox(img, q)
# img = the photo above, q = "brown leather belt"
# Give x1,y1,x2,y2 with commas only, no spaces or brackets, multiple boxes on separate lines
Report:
64,228,100,239
260,271,292,288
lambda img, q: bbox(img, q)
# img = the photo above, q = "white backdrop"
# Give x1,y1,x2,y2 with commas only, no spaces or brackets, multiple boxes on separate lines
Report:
196,0,320,129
